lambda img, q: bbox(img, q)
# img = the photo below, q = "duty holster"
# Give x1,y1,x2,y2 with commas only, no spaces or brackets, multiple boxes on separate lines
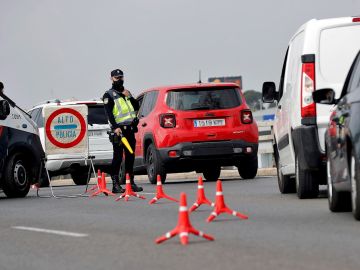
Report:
107,131,121,145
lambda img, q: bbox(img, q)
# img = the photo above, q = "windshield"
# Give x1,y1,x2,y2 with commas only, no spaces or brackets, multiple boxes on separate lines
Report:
88,105,108,125
166,88,241,111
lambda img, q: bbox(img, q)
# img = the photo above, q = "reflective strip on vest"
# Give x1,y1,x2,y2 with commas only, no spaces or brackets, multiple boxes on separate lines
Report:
112,97,136,124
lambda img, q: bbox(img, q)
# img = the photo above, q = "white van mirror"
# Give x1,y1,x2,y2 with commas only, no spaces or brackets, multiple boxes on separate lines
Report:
312,88,336,105
262,81,277,103
0,100,10,120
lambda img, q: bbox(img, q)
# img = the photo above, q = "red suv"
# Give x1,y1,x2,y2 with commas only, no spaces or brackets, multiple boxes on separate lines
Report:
121,83,258,184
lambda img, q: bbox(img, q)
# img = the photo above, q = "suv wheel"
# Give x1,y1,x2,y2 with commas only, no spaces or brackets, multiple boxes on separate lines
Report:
237,155,258,179
2,153,31,198
327,151,351,212
71,168,89,185
351,151,360,220
203,166,221,182
275,147,295,193
146,144,166,184
295,155,319,199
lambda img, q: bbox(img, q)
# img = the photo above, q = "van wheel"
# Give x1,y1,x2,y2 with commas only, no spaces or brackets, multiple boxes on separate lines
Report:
71,168,89,185
327,157,351,212
146,144,166,184
203,166,221,182
350,151,360,220
237,155,258,179
295,156,319,199
2,153,31,198
275,148,295,193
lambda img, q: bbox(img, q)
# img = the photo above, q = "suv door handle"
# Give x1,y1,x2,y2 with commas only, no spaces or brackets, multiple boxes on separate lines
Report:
141,122,147,127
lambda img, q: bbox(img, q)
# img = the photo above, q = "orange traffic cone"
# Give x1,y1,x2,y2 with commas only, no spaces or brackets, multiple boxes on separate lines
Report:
149,175,178,204
86,169,101,194
115,174,146,202
90,172,115,197
206,180,248,222
189,176,214,212
155,192,214,245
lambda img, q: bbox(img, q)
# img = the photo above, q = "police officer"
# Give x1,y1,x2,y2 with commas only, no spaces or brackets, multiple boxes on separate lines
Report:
103,69,143,193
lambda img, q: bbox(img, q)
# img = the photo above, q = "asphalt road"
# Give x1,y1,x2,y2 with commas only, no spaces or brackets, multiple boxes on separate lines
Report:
0,175,360,270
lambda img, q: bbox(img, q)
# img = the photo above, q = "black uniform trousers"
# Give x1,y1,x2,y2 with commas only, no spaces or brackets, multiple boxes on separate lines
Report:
111,129,136,179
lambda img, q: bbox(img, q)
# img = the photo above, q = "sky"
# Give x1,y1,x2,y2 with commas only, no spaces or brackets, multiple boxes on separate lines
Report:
1,0,359,109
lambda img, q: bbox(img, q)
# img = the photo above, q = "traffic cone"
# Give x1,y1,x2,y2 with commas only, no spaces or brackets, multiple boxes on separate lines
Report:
206,180,248,222
155,192,214,245
115,173,146,202
86,169,101,193
90,172,115,197
149,175,178,204
189,176,214,212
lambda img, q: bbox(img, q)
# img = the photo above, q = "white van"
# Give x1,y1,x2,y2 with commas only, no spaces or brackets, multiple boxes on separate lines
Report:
0,82,44,198
28,100,113,185
262,16,360,198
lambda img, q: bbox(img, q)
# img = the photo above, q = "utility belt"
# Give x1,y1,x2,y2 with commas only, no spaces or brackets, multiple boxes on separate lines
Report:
107,117,139,144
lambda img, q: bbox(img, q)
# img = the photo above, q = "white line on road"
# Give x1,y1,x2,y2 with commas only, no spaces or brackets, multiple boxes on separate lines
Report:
12,226,88,238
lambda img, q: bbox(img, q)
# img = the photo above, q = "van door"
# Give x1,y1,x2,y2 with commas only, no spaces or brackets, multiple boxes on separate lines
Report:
0,125,9,179
277,31,304,174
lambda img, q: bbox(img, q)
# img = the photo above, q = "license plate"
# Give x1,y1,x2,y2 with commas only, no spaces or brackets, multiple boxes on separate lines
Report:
88,130,104,137
194,119,225,127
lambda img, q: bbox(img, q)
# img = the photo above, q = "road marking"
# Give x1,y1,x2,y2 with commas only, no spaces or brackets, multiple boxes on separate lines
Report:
12,226,88,238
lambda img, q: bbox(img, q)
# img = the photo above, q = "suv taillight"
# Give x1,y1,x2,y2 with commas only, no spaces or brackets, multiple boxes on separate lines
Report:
160,113,176,128
301,62,316,118
241,110,253,124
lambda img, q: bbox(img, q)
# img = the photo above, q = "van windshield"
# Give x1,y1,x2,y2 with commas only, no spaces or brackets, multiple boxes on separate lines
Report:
319,25,360,95
88,105,108,125
166,88,241,111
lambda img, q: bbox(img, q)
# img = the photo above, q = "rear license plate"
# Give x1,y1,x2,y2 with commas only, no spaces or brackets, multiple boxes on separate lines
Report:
88,130,104,137
193,119,225,127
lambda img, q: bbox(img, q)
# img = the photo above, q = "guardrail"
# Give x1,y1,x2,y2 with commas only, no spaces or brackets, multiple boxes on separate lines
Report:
257,121,275,168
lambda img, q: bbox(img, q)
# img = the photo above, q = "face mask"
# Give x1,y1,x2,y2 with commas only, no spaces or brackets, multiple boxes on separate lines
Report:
112,80,124,91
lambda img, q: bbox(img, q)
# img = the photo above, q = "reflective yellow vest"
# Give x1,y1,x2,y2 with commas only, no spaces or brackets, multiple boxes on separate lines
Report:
108,90,137,125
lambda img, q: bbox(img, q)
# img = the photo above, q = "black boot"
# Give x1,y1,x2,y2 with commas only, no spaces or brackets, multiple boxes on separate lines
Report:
111,175,124,193
130,174,143,192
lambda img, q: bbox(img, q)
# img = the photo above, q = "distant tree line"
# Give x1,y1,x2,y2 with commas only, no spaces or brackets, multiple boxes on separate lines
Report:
243,90,276,111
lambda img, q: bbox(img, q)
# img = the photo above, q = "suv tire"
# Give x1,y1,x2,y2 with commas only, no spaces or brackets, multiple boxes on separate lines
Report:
119,159,126,185
2,153,31,198
295,155,319,199
275,147,295,193
327,151,351,212
71,168,89,185
351,151,360,220
146,144,166,184
237,155,258,179
203,166,221,182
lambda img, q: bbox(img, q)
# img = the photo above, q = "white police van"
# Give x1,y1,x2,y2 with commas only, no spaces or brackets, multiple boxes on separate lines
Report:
0,82,44,198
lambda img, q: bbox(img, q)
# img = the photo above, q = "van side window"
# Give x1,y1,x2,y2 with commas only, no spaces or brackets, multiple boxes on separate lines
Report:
278,47,289,100
36,108,44,128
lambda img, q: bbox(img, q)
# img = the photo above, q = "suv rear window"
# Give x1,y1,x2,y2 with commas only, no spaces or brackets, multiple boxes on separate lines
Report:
88,105,108,125
166,88,241,111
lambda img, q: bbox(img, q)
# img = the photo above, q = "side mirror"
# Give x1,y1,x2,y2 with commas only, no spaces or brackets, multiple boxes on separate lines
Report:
312,88,336,105
0,99,10,120
262,81,277,103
